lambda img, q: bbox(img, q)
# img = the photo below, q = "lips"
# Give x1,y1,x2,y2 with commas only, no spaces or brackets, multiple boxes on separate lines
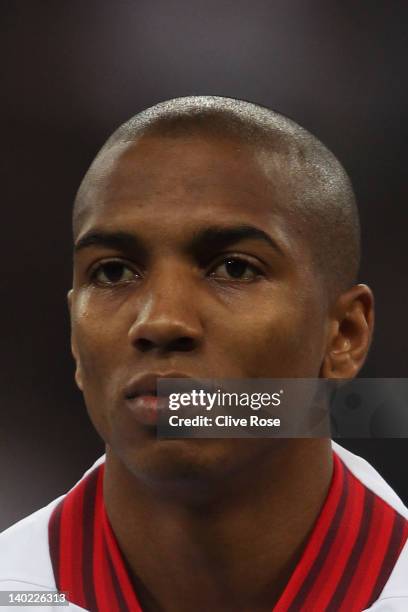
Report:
124,372,193,400
124,372,193,427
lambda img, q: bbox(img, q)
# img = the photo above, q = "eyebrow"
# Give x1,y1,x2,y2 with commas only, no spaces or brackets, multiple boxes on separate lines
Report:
74,231,148,256
189,225,285,258
74,225,284,258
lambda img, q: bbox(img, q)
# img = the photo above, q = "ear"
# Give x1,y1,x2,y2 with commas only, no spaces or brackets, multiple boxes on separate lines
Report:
321,284,374,379
67,289,83,391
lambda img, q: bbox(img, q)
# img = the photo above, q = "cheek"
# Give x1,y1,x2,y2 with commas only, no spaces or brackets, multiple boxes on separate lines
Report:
71,294,125,396
71,309,126,443
215,291,326,378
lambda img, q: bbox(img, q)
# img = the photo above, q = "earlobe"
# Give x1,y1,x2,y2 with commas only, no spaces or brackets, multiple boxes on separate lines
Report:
74,364,84,391
67,289,73,312
67,289,83,391
71,335,84,391
321,284,374,379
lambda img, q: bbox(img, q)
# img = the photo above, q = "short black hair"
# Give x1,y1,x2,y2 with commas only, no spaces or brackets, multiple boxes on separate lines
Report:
74,96,360,300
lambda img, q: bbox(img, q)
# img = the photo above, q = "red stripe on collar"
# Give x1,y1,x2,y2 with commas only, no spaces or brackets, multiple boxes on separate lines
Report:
49,453,408,611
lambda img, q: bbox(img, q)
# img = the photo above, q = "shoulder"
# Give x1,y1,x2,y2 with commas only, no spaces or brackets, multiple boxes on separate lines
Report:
364,543,408,610
0,498,60,588
333,442,408,610
364,539,408,610
332,441,408,518
0,456,105,592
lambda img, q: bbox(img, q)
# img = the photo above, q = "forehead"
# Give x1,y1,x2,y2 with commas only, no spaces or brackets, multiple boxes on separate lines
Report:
75,133,301,246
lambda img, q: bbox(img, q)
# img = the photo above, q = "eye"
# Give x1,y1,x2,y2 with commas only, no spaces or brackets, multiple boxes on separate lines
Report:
208,257,261,281
91,260,139,285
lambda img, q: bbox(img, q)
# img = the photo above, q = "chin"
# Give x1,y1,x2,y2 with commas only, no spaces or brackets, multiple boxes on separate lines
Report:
118,437,242,496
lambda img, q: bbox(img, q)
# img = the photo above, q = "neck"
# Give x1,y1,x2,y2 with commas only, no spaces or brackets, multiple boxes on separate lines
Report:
104,439,333,612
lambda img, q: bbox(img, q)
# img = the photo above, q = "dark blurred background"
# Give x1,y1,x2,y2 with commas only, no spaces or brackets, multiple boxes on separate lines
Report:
1,1,407,530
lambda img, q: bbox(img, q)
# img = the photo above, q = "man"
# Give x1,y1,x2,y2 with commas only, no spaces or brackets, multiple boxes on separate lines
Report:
1,96,407,611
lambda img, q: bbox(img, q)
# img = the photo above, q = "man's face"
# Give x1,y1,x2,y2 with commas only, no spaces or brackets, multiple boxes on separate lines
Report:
70,133,330,486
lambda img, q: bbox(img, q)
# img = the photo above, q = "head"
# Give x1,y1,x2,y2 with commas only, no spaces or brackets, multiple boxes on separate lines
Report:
69,96,374,490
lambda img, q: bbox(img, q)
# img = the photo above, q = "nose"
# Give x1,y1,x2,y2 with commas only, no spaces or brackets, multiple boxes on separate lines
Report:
128,273,204,354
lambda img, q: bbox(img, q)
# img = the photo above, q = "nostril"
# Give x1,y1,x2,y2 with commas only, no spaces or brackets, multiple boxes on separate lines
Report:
136,338,155,352
168,336,197,352
135,335,197,353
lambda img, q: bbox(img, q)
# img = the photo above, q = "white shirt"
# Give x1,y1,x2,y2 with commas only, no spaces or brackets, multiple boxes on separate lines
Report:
0,443,407,611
